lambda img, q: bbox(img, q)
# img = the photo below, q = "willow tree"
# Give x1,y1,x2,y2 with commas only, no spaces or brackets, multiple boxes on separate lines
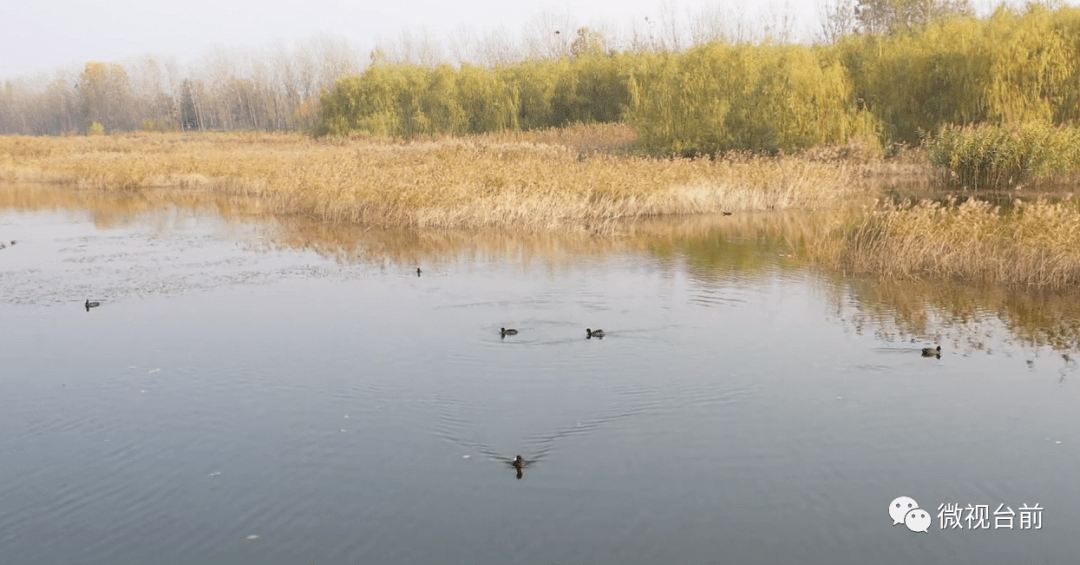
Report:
498,59,561,130
844,18,991,145
551,53,629,126
630,43,869,154
456,64,517,133
318,64,430,136
982,5,1077,124
419,64,467,134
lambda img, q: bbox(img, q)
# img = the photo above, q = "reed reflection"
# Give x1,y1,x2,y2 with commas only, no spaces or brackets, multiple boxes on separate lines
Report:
4,181,1080,354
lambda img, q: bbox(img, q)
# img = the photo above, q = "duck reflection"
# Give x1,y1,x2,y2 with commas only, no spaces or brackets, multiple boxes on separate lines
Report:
506,455,532,480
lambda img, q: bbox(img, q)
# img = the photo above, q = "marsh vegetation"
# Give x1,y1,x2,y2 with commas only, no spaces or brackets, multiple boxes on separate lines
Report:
3,3,1080,289
0,126,874,231
5,6,1080,563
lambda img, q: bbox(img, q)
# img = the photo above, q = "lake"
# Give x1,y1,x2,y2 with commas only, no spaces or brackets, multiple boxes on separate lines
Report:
1,186,1077,565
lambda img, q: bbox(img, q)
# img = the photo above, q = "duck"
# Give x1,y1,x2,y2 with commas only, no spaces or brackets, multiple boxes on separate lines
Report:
509,455,529,469
921,345,941,357
85,300,100,310
501,328,518,337
416,267,421,276
586,328,605,339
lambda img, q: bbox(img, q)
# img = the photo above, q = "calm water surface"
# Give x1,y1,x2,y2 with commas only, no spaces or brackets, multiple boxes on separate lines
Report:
1,202,1078,565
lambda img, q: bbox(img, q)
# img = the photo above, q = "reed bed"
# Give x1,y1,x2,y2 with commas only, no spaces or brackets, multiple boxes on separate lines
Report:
479,123,641,156
6,127,1079,288
928,122,1080,188
809,197,1080,289
0,130,868,233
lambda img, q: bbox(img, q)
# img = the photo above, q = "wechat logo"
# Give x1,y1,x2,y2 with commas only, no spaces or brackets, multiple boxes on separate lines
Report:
890,496,931,533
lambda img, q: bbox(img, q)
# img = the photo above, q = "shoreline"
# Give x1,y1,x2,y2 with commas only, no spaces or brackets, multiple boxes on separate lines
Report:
3,128,1080,289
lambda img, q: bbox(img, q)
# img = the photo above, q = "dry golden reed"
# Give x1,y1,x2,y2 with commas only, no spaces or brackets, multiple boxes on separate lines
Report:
809,197,1080,289
0,129,868,233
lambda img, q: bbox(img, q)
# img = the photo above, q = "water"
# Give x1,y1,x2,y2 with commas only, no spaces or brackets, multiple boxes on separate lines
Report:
1,202,1078,565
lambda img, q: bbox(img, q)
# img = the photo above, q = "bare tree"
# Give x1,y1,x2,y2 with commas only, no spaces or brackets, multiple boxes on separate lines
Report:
819,0,858,42
657,0,685,51
378,27,445,65
855,0,973,35
688,4,732,45
523,9,576,59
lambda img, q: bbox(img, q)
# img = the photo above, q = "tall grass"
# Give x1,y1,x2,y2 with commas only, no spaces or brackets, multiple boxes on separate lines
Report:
0,129,868,233
809,197,1080,288
927,121,1080,188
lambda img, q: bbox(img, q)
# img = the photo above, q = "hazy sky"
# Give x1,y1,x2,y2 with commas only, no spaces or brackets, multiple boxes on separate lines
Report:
3,0,831,77
0,0,1032,78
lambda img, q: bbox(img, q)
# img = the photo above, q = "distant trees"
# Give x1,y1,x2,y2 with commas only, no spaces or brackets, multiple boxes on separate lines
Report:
0,5,896,136
0,77,82,135
316,5,1080,157
317,47,634,137
570,28,607,57
819,0,974,38
78,62,136,133
3,2,1080,161
855,0,973,34
0,37,361,135
630,43,868,154
179,79,203,131
830,5,1080,145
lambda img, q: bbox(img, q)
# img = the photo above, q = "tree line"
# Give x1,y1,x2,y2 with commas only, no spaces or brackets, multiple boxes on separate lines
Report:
321,4,1080,155
3,1,1075,159
0,37,360,135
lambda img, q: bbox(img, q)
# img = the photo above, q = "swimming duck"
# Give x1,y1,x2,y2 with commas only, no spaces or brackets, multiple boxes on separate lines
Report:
509,455,531,479
417,267,421,276
922,345,941,357
85,300,100,311
586,328,605,339
501,328,518,337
